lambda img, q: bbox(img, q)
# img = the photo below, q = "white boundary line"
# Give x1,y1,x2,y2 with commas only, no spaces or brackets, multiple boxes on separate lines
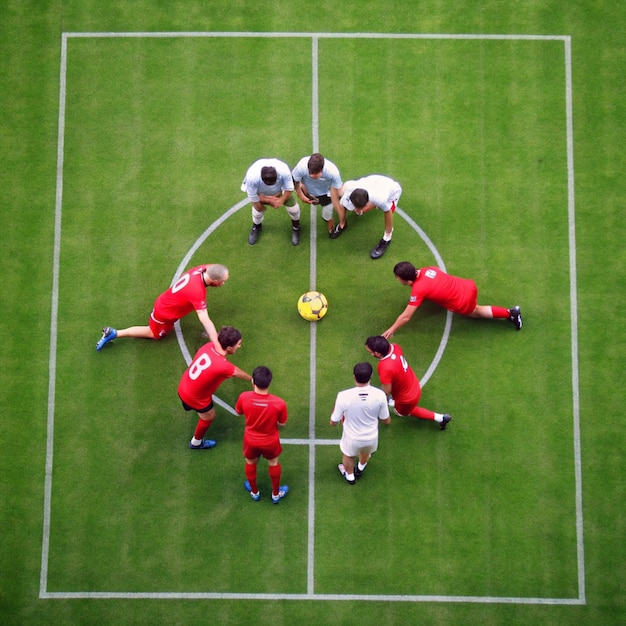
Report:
42,31,582,605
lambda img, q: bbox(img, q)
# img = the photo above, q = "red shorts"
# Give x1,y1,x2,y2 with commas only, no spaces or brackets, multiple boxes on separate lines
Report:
149,309,176,339
394,392,422,416
454,281,478,316
243,434,282,460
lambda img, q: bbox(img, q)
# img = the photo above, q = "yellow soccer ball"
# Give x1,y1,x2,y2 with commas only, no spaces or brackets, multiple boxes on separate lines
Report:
297,291,328,321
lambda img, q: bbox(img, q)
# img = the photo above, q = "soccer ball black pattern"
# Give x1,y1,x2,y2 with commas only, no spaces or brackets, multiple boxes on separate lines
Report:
297,291,328,321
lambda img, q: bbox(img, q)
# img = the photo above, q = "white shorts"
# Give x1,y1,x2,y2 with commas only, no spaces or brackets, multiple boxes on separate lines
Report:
340,432,378,457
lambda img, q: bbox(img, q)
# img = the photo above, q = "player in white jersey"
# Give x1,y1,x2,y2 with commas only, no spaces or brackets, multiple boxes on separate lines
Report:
292,153,346,238
330,362,390,484
241,157,300,246
340,174,402,259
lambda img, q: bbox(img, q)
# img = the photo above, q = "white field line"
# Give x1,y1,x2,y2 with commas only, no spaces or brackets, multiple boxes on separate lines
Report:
64,31,567,41
564,36,585,604
42,32,581,605
40,31,68,599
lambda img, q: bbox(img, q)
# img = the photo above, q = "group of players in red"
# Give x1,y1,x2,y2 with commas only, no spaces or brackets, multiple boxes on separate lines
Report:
96,259,522,499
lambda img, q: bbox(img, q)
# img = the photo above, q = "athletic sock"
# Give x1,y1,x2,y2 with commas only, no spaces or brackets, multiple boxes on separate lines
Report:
193,421,210,441
252,207,264,225
491,306,510,319
245,463,258,494
409,406,436,420
269,463,282,496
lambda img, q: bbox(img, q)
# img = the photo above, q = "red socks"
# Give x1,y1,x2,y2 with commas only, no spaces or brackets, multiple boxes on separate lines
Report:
245,463,258,494
269,464,282,496
193,420,211,441
491,306,510,319
409,406,436,420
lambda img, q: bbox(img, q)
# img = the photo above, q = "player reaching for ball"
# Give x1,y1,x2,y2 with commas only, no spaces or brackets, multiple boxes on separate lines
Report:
365,336,452,430
235,366,289,503
178,326,252,450
330,362,390,485
95,264,229,350
382,262,522,339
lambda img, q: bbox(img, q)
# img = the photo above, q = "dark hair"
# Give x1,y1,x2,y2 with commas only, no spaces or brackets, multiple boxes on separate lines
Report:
349,188,369,209
365,335,390,356
353,362,373,384
393,261,417,281
260,166,278,185
307,153,325,175
252,365,273,389
218,326,242,349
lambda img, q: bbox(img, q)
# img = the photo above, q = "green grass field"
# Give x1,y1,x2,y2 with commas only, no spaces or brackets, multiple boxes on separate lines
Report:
2,2,625,624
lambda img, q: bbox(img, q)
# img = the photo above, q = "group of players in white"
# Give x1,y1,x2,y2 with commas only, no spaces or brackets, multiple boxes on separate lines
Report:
241,154,401,258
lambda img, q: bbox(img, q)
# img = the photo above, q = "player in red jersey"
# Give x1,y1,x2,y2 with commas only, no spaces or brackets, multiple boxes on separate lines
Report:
96,264,229,350
235,366,289,503
365,335,451,430
382,262,522,339
178,326,252,450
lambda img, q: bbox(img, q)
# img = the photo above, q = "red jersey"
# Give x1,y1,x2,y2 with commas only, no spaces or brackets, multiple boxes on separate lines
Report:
153,265,210,322
409,266,477,316
235,391,288,446
178,342,236,409
377,343,421,405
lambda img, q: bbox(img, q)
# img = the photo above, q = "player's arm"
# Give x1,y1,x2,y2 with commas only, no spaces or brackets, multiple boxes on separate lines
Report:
355,201,377,215
277,403,288,427
294,181,316,204
380,384,395,410
196,308,219,345
233,366,253,383
330,185,342,209
382,304,418,339
272,189,293,208
329,401,344,426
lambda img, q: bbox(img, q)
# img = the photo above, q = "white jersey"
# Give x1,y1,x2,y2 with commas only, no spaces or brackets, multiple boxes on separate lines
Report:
241,158,295,202
330,384,389,440
291,156,343,197
340,174,402,212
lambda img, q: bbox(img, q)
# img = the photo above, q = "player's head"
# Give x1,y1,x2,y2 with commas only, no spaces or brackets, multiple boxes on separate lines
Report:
218,326,242,351
252,365,273,390
260,166,278,185
393,262,418,282
349,188,369,209
307,153,325,176
353,362,373,384
204,264,229,286
365,336,390,358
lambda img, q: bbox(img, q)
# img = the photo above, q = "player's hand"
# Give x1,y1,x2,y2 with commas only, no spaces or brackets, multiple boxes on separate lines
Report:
382,329,393,339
